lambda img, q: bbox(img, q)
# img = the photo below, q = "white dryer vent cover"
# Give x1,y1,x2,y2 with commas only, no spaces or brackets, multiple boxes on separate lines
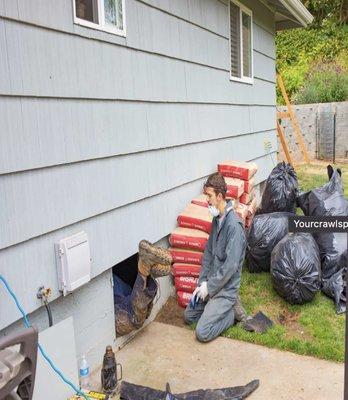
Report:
55,231,91,296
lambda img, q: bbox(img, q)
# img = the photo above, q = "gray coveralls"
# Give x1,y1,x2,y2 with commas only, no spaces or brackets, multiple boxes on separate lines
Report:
184,201,246,342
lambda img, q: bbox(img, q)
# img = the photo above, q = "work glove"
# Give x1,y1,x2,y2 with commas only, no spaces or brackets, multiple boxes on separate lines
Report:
194,281,208,302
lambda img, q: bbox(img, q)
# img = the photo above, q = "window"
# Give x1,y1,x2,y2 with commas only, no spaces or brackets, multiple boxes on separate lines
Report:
73,0,125,36
229,0,253,84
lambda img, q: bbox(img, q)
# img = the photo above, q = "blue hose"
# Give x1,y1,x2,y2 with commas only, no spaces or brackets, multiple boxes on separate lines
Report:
0,275,89,400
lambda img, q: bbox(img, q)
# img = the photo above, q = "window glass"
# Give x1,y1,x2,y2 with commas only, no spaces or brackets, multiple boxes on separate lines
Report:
75,0,98,23
104,0,123,29
242,12,252,78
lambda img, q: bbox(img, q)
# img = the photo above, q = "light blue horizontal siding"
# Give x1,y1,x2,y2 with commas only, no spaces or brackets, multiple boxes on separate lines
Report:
0,0,278,330
0,18,275,102
0,101,275,174
0,150,276,330
0,129,277,249
0,0,274,42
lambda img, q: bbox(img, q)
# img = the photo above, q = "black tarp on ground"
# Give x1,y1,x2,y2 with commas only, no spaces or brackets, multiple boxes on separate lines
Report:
120,379,260,400
271,233,321,304
256,162,299,215
246,212,293,272
297,170,348,313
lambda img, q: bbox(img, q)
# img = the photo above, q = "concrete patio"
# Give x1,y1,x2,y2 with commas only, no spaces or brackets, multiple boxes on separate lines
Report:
111,321,344,400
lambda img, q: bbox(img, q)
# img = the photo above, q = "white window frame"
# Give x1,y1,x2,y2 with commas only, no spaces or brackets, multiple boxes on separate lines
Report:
229,0,253,85
73,0,126,37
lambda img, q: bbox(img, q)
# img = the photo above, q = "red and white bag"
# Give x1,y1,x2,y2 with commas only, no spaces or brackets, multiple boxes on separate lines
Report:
244,178,255,194
191,194,208,208
169,228,209,252
234,203,248,223
175,276,199,293
177,290,193,308
169,248,203,265
172,263,201,277
239,190,255,205
177,203,212,234
246,197,258,216
225,177,244,199
218,161,257,181
245,215,254,229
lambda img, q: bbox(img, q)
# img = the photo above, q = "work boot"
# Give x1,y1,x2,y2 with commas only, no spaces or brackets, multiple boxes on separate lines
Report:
138,240,173,266
138,259,171,279
138,259,151,277
233,296,248,324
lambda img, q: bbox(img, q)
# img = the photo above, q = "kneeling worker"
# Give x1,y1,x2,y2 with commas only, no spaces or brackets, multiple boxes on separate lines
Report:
184,172,247,342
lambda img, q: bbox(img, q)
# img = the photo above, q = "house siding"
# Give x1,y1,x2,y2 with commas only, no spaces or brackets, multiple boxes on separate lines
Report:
0,0,277,364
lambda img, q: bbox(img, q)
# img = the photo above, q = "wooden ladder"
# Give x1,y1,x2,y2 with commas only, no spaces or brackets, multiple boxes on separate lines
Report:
276,74,310,165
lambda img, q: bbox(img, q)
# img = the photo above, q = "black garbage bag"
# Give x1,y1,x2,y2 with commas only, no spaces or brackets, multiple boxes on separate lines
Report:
256,162,299,215
297,169,347,313
271,233,321,304
120,379,260,400
246,212,293,272
322,251,347,314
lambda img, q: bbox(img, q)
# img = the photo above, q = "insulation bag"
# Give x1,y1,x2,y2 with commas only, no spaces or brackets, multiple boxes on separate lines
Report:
175,276,199,293
246,212,292,272
297,171,348,313
169,248,203,265
225,177,244,199
239,191,255,205
172,263,201,277
245,216,253,229
191,194,208,208
257,162,299,214
247,197,258,216
177,203,212,234
218,160,258,180
271,233,321,304
234,203,248,223
169,228,209,252
177,290,193,308
244,178,255,194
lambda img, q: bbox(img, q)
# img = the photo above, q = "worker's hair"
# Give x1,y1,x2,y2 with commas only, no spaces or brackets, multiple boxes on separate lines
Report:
203,173,227,199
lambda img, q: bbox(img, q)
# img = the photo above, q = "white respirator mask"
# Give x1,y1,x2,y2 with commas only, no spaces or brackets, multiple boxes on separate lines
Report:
208,205,220,218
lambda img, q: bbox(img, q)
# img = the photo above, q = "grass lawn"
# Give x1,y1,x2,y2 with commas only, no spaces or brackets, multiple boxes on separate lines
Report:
223,162,347,363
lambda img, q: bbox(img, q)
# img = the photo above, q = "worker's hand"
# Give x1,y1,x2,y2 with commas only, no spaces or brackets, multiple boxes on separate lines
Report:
195,281,208,301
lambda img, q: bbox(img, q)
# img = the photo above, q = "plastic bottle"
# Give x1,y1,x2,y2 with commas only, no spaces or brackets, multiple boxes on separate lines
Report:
79,355,90,390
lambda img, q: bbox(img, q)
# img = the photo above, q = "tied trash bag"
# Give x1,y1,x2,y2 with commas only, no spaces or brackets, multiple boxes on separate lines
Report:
271,233,321,304
297,167,347,313
257,162,299,215
322,252,346,314
246,212,292,272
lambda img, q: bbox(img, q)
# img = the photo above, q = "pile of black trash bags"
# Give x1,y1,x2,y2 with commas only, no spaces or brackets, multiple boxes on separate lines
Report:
246,162,347,314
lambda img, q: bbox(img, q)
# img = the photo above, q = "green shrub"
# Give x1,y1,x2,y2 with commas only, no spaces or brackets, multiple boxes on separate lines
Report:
293,62,348,104
276,20,348,105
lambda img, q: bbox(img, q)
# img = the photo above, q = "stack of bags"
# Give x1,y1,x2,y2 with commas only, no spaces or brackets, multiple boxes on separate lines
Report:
169,196,212,308
169,161,258,307
218,161,258,229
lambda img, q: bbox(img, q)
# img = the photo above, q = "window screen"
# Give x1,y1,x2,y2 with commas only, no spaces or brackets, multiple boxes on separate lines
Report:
230,2,241,79
242,12,252,78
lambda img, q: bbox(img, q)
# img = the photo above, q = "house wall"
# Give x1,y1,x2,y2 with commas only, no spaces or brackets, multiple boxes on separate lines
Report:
0,0,277,368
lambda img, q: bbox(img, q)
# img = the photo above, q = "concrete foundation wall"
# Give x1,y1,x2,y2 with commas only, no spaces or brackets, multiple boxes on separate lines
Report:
1,269,115,371
277,101,348,163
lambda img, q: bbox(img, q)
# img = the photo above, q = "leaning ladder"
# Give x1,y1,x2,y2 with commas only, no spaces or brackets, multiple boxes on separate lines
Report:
276,73,310,165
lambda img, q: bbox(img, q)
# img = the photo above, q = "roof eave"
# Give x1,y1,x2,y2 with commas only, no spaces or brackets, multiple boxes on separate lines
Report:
278,0,314,28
